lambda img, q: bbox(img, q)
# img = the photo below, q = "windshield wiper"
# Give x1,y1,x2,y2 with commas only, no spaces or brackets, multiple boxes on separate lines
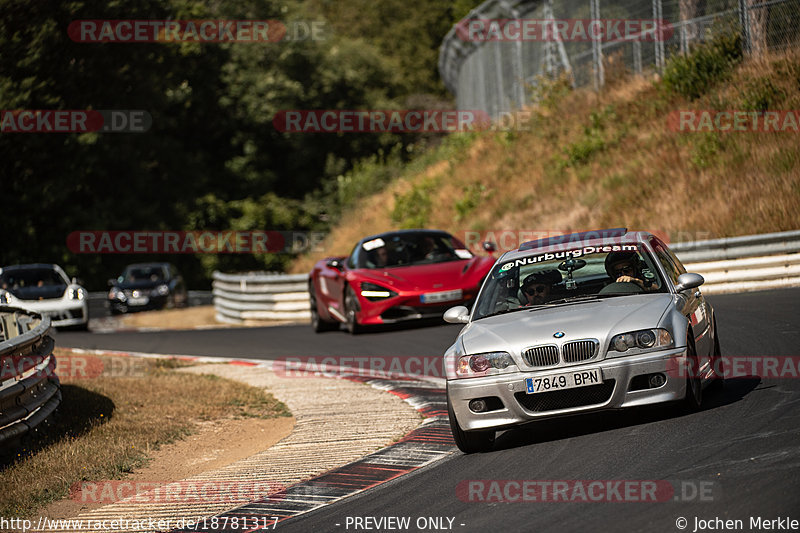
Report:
546,295,605,305
482,304,553,319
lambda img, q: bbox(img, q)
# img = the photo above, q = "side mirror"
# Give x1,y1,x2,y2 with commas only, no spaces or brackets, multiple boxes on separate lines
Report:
444,305,470,324
326,259,343,271
482,241,496,253
674,272,704,292
107,278,116,287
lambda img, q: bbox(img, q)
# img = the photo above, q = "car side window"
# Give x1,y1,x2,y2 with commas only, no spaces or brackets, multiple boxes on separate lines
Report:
347,244,359,269
650,239,681,285
664,246,687,275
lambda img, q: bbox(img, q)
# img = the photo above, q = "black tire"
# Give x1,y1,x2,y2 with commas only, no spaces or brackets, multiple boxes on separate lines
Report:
343,285,362,335
309,281,337,333
681,339,703,412
709,317,725,390
447,395,495,454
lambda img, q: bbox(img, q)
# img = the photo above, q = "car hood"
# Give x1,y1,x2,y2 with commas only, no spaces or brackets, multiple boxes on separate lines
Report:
8,285,67,301
461,294,674,356
353,257,491,291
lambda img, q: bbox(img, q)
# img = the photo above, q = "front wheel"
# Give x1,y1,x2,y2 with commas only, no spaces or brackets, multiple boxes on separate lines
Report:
447,395,495,453
681,341,703,412
710,317,725,390
309,281,337,333
344,285,363,335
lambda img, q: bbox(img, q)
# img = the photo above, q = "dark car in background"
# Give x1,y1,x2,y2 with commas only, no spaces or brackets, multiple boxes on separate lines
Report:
107,262,187,314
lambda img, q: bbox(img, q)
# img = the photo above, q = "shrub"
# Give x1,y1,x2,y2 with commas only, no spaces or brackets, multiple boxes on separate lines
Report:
662,28,743,99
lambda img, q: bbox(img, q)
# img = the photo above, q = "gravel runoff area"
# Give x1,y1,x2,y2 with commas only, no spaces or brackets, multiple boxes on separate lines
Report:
51,360,423,533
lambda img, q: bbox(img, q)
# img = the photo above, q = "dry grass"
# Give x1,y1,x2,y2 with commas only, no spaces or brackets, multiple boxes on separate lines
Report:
291,49,800,272
0,351,290,518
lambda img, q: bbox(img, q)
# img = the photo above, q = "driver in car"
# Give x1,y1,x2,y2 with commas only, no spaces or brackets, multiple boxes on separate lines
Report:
604,251,655,291
520,269,562,305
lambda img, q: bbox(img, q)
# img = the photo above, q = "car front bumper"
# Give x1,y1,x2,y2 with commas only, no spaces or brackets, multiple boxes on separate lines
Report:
109,294,168,313
447,347,689,432
13,300,89,327
357,290,479,325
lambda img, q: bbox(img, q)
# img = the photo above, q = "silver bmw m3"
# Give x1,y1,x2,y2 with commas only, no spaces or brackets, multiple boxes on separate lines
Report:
443,228,723,453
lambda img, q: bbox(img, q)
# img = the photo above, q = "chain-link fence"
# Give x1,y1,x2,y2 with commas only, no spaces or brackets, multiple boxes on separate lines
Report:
439,0,800,118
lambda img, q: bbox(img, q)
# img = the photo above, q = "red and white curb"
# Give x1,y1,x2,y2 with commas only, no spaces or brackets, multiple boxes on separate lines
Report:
55,349,456,532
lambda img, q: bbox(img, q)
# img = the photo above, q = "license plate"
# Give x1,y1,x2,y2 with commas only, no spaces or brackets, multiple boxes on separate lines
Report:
525,368,602,394
128,296,149,306
421,289,462,303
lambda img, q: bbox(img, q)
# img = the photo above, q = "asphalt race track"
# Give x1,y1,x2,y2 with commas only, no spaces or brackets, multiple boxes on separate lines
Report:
57,288,800,533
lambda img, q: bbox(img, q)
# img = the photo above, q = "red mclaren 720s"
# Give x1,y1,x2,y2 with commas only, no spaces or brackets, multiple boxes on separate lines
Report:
308,229,496,333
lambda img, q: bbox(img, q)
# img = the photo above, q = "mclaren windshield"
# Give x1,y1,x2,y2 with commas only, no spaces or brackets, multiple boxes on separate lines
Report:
353,232,473,269
473,243,667,320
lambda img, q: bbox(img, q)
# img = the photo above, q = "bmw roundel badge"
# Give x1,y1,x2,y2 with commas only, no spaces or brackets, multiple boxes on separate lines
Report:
553,331,565,338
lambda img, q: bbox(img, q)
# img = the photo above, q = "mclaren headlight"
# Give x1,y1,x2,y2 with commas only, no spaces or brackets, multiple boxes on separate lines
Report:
155,284,169,296
360,282,397,301
608,328,673,356
0,290,13,305
455,351,517,378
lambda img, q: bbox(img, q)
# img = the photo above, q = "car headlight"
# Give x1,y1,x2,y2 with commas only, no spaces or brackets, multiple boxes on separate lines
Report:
455,351,517,378
608,328,673,356
108,287,126,301
0,290,14,305
68,287,86,300
360,282,397,301
155,284,169,296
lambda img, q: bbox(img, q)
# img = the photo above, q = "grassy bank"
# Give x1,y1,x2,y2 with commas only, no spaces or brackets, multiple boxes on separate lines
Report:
292,44,800,272
0,352,290,518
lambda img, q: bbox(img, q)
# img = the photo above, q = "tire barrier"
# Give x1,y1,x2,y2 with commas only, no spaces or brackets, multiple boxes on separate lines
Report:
0,307,61,449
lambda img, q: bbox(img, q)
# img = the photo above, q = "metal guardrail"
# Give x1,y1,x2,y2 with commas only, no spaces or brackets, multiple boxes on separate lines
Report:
212,272,311,324
671,229,800,262
211,230,800,323
676,230,800,294
0,307,61,448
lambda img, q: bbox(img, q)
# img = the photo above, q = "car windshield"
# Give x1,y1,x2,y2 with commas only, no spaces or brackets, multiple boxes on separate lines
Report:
122,265,167,282
0,267,67,297
473,243,667,320
355,232,472,269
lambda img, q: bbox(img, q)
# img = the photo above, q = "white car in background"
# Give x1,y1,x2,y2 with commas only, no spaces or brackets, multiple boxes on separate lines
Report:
0,263,89,330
